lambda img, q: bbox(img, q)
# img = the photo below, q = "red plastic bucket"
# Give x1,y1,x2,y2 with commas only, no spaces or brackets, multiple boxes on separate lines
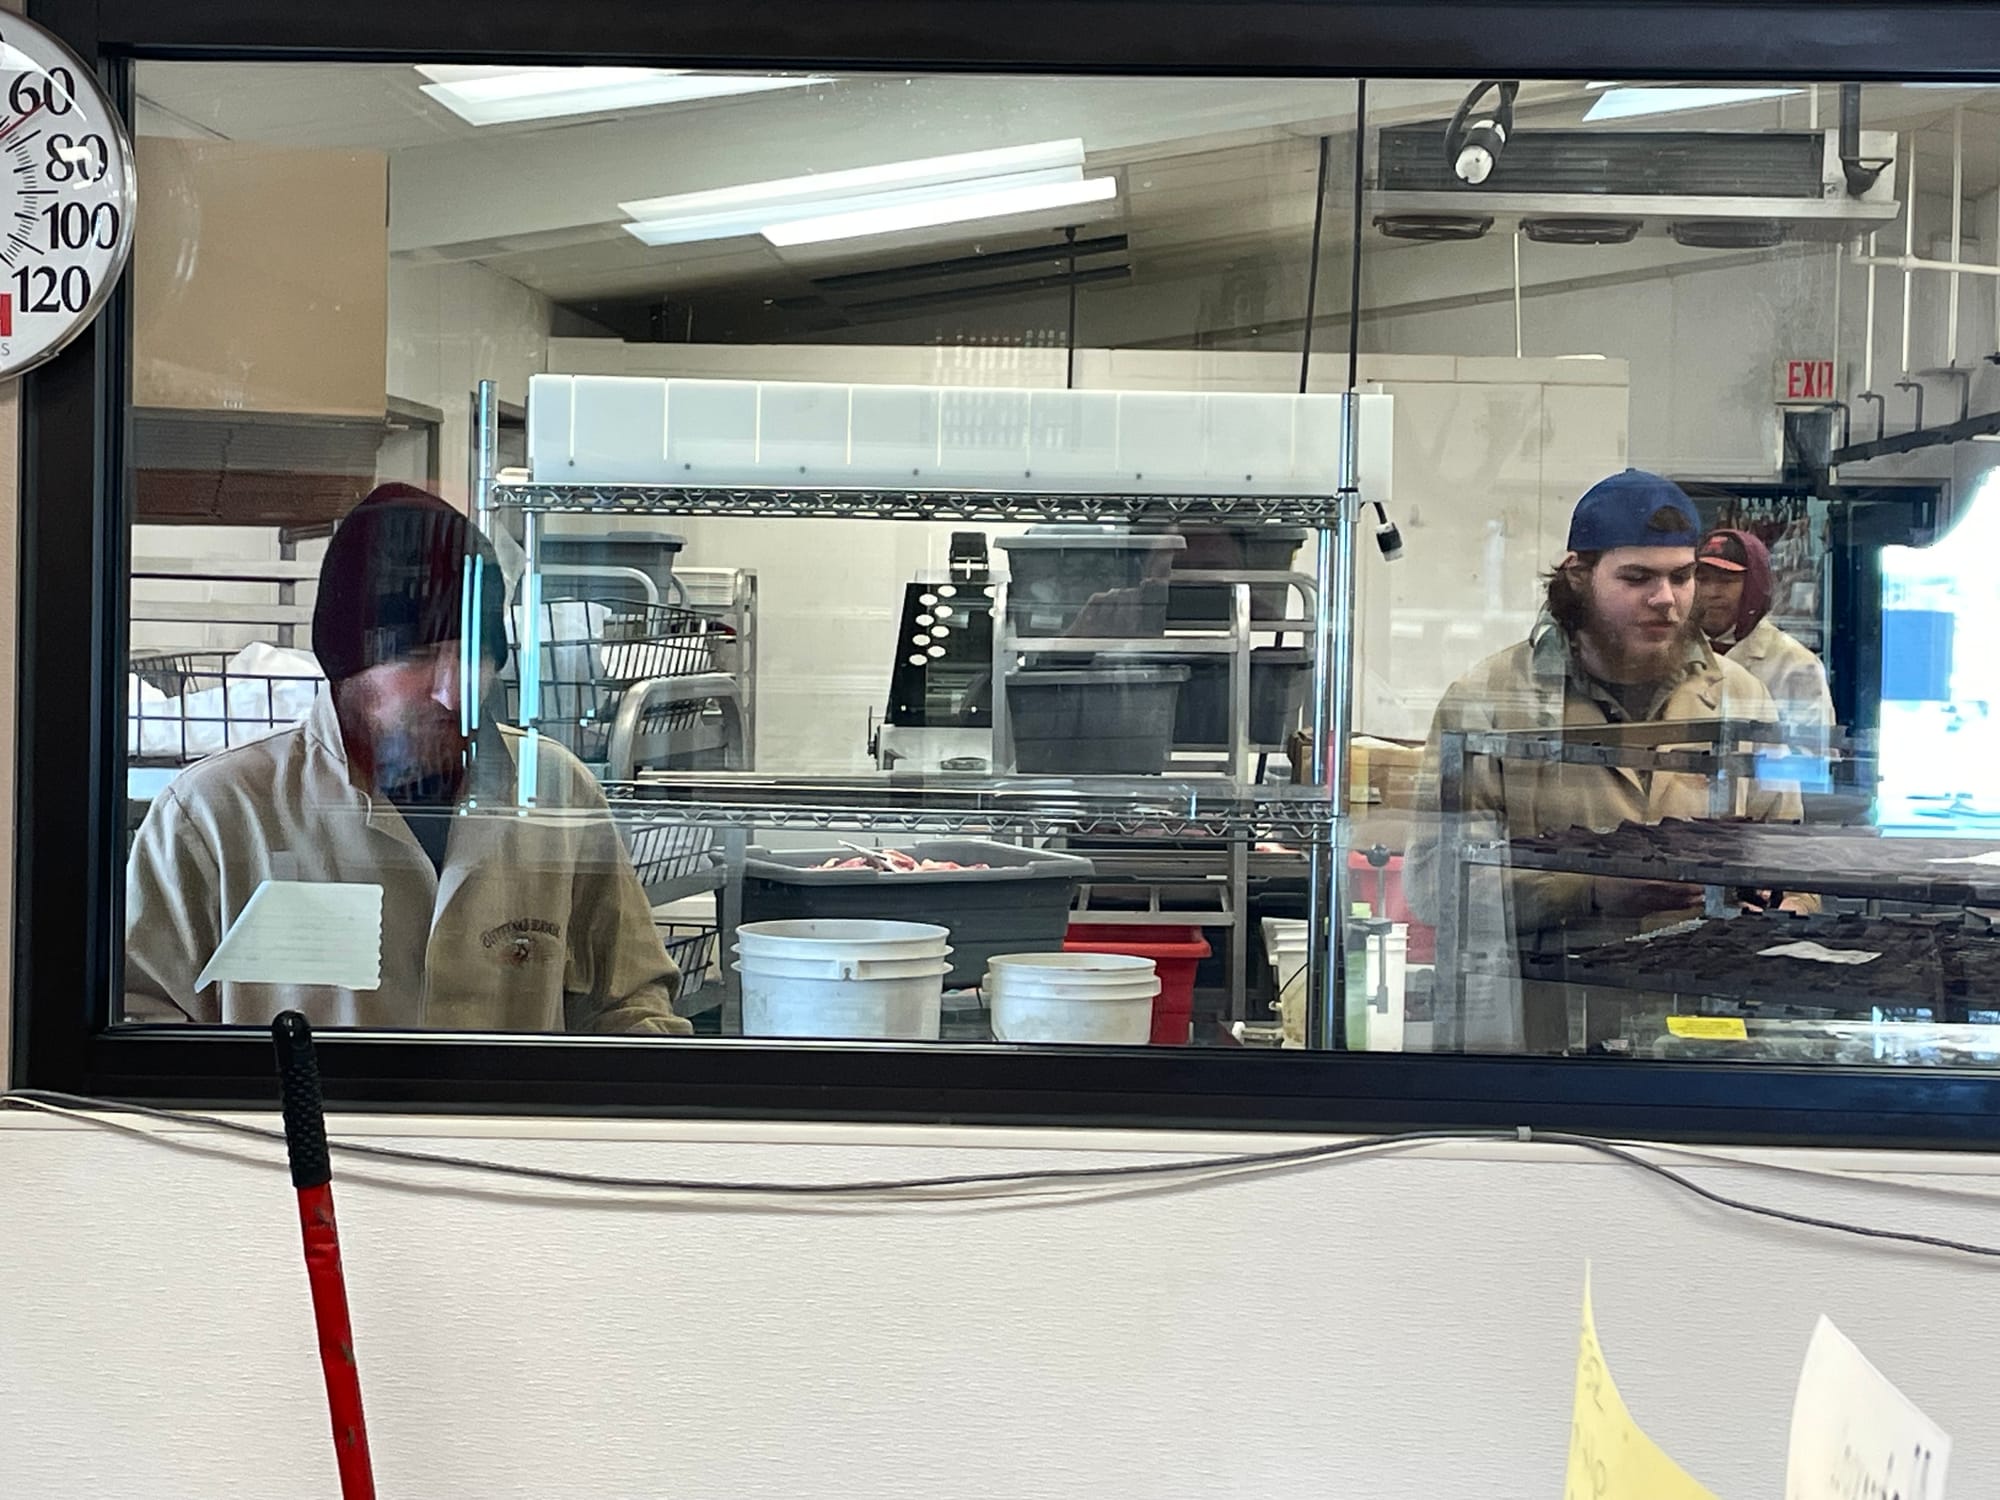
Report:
1062,924,1211,1044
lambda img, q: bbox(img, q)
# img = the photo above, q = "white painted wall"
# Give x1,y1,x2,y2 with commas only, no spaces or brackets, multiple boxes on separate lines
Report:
2,1113,1996,1500
388,256,554,510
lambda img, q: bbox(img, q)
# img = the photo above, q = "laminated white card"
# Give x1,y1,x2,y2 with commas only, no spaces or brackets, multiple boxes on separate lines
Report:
1785,1316,1949,1500
195,880,384,992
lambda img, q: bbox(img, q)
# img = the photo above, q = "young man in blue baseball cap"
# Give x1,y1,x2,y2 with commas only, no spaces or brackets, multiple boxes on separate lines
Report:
1406,469,1805,1054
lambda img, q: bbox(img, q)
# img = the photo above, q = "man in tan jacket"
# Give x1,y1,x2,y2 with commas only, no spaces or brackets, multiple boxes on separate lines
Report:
124,483,690,1035
1406,470,1803,1053
1694,527,1836,754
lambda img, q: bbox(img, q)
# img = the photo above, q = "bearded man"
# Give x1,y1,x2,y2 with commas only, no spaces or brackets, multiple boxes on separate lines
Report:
1405,469,1803,1053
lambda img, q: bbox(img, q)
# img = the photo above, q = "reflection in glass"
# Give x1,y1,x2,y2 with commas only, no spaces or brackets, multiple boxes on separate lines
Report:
115,63,2000,1060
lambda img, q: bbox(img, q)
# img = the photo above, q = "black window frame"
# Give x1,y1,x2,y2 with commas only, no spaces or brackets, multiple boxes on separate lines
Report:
19,0,2000,1145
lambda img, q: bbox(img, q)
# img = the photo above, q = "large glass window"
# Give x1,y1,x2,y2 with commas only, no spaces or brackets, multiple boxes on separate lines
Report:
120,62,1362,1048
109,57,2000,1079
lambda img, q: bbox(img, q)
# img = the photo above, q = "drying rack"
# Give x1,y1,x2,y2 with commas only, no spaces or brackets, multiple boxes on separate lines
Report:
472,377,1365,1045
1431,717,2000,1049
989,570,1321,1019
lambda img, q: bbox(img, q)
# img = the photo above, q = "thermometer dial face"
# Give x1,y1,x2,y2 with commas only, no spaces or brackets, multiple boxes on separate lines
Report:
0,17,134,379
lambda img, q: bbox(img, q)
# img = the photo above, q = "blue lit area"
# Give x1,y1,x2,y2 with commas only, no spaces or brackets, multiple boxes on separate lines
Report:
1877,469,2000,831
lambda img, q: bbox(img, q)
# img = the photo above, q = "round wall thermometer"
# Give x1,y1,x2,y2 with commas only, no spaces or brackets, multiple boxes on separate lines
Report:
0,14,134,380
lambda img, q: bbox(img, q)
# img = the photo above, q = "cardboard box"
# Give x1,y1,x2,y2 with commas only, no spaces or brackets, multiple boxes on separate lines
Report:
135,138,387,419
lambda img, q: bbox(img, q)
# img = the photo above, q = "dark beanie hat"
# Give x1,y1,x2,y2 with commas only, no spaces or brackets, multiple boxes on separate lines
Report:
312,482,510,685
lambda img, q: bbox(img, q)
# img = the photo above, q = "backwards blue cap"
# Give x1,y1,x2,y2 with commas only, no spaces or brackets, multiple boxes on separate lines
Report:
1566,469,1700,553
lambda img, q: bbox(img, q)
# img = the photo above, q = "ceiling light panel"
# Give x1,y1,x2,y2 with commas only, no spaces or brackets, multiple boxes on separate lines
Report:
763,176,1117,248
618,139,1086,221
415,65,824,126
1583,86,1804,123
623,167,1084,247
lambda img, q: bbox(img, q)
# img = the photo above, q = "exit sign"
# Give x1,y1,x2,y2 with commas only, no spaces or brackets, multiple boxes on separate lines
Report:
1781,358,1835,401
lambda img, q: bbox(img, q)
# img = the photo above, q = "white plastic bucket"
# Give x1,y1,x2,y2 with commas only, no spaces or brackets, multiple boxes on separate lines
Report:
734,919,953,1040
1262,919,1310,1048
736,918,950,968
729,945,954,983
736,959,949,1040
985,952,1160,1044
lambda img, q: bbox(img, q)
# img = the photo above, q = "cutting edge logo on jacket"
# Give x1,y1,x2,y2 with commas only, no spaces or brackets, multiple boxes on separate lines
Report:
481,916,562,953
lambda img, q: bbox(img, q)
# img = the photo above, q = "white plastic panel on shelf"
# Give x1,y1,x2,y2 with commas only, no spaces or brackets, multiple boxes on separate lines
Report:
1207,392,1297,488
850,384,941,481
757,382,851,477
525,374,669,484
938,386,1033,484
525,373,1351,495
1026,389,1120,484
667,378,759,478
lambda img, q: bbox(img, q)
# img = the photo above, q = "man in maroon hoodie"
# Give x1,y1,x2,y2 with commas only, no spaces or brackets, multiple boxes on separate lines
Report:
1694,527,1836,752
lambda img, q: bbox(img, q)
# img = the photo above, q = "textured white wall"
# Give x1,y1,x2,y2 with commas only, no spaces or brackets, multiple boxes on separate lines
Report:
1,1114,1995,1500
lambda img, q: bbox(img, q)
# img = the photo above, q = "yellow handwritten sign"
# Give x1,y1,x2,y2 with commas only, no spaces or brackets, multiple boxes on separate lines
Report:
1566,1272,1720,1500
1667,1015,1749,1040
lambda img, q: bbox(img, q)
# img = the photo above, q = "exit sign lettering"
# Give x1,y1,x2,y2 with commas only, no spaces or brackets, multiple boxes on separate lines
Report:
1782,358,1835,401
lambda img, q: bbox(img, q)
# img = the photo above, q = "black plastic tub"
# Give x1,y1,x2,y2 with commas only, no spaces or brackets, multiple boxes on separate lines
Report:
1006,664,1189,775
738,839,1094,988
995,531,1186,640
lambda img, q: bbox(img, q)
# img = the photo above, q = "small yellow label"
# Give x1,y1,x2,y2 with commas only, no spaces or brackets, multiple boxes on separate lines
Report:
1666,1015,1749,1041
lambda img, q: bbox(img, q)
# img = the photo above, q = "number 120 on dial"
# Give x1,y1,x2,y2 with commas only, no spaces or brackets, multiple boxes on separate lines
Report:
0,18,136,380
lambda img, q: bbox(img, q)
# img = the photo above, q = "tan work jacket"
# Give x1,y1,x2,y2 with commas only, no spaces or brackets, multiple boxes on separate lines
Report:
1406,620,1804,1052
125,690,689,1034
1727,615,1836,754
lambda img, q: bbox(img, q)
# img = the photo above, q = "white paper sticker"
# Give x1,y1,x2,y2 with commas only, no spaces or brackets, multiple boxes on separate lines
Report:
1757,940,1882,966
1927,850,2000,866
195,880,384,992
1785,1316,1949,1500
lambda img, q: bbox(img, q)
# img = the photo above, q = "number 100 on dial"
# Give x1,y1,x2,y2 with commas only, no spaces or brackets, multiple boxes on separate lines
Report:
0,18,135,379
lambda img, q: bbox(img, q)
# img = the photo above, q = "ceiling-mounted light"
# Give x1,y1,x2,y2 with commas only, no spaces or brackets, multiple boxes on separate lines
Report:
763,176,1116,248
415,64,825,127
1583,86,1803,122
625,168,1084,247
620,139,1104,249
621,140,1084,221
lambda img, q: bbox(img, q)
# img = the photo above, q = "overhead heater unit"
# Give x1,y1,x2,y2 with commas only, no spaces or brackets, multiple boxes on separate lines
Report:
1372,126,1899,246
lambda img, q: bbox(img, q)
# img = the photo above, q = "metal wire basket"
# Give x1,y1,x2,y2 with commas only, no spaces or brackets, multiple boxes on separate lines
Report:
505,599,734,764
128,650,324,766
655,920,718,1001
624,818,717,888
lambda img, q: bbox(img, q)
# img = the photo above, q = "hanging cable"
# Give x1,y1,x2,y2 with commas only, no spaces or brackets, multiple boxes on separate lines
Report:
7,1091,2000,1261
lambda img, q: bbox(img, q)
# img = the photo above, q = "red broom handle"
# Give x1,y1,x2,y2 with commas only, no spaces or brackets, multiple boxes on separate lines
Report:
273,1012,377,1500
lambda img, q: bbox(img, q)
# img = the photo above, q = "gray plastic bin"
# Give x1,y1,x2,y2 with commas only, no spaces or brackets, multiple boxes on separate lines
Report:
995,531,1185,640
1005,663,1189,775
1136,523,1310,623
739,839,1094,987
1146,647,1313,746
541,527,687,605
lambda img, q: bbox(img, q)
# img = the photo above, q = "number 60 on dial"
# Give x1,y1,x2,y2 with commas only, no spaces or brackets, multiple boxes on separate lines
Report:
0,14,134,380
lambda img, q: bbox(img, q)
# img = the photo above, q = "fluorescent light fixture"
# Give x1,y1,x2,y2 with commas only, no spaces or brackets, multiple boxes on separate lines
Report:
1584,86,1803,122
415,64,822,126
619,139,1085,221
625,167,1083,246
763,175,1116,247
